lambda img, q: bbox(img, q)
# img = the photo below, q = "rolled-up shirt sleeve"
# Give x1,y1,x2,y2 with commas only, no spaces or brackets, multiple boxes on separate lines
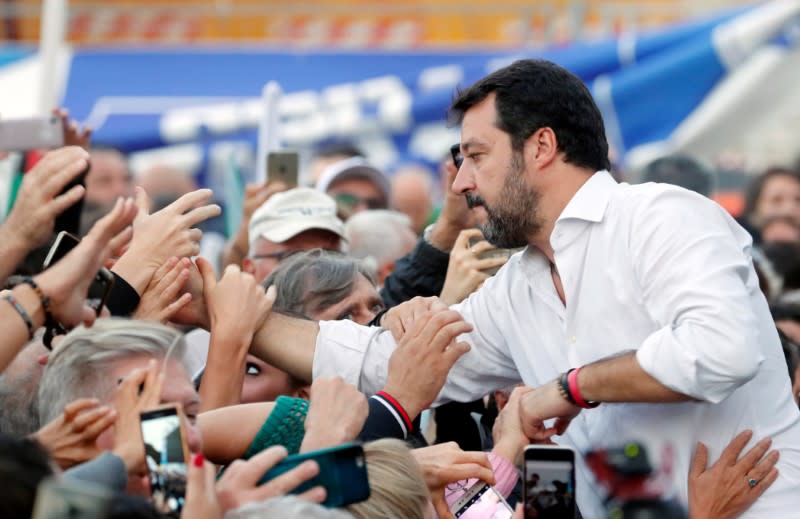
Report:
632,188,764,403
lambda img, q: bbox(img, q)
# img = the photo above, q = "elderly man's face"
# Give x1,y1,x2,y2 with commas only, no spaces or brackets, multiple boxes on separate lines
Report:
244,230,342,283
95,356,201,497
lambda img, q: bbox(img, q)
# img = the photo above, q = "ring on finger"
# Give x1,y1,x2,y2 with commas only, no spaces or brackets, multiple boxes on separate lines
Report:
747,477,758,488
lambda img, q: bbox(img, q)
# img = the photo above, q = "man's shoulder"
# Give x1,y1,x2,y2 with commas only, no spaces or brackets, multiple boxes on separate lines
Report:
608,181,718,220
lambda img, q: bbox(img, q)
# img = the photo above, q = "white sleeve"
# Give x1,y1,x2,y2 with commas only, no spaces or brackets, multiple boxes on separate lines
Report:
631,188,764,403
312,264,522,403
312,320,392,396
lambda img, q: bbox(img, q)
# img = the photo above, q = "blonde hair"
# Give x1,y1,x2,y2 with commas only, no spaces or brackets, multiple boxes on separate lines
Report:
346,439,430,519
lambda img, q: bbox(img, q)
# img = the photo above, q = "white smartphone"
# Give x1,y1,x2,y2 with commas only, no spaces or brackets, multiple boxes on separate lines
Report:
450,481,514,519
32,477,112,519
0,116,64,152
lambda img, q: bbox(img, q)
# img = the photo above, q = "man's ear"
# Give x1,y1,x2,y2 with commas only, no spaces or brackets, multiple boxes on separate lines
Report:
525,127,559,169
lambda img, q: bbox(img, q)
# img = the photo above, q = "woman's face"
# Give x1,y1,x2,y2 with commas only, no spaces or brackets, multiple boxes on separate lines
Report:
755,174,800,227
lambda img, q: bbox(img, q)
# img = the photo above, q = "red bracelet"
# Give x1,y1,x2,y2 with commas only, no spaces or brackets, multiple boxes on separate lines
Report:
376,390,414,432
567,367,599,409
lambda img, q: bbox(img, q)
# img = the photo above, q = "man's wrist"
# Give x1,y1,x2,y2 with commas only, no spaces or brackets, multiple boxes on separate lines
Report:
376,389,416,432
111,251,155,296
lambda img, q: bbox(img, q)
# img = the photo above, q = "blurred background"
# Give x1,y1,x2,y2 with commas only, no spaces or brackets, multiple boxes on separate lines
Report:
1,0,799,222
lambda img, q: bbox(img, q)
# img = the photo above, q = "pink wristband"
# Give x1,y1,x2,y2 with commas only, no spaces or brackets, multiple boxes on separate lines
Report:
567,367,598,409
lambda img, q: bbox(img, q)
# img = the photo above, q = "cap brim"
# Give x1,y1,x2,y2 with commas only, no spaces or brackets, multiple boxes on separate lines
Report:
255,217,347,244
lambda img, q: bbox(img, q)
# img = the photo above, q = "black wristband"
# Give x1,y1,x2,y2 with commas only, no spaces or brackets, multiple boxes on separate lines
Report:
558,369,578,406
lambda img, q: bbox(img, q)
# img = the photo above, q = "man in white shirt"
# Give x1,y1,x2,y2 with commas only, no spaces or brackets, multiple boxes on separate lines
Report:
247,59,800,517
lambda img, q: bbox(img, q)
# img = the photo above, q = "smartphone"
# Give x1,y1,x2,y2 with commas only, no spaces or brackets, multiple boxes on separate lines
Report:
524,445,577,519
468,236,524,276
53,160,90,236
451,481,514,519
259,442,370,507
32,477,112,519
140,404,190,516
267,150,299,187
0,116,64,152
42,231,115,315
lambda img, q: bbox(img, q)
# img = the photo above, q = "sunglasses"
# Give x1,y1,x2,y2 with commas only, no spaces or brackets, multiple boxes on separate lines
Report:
450,143,463,170
333,192,386,211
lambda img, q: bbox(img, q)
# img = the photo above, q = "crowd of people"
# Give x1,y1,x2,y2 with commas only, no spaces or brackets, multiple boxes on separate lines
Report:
0,59,799,519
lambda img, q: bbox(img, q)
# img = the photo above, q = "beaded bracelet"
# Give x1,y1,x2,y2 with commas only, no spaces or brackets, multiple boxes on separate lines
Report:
2,291,35,340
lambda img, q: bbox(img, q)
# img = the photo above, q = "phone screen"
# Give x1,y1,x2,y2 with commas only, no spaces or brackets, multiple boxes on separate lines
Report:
267,151,299,187
453,482,513,519
140,407,188,516
524,459,576,519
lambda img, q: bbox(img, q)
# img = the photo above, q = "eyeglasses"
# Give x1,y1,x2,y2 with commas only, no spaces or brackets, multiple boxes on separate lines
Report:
250,249,303,262
450,143,463,170
333,192,386,211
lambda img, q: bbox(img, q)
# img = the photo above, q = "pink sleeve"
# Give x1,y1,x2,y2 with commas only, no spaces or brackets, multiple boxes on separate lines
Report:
443,453,520,512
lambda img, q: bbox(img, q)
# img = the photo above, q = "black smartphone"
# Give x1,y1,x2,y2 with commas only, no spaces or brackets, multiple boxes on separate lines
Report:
450,481,514,518
42,231,115,315
259,442,370,507
53,160,90,237
267,150,299,187
0,115,64,152
32,477,112,519
140,404,190,516
524,445,577,519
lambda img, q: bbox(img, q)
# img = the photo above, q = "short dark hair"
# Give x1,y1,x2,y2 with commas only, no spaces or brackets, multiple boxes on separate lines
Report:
642,155,713,197
313,142,365,160
449,59,610,172
744,167,800,220
0,433,54,518
263,249,376,319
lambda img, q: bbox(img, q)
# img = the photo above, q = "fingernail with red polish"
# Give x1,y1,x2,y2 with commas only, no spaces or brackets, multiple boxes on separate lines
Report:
193,453,204,467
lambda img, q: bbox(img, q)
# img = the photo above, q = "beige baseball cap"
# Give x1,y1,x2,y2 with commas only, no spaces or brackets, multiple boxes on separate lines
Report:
248,187,346,247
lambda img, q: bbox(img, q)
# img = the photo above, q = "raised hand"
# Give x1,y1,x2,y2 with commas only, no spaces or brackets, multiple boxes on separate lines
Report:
53,108,92,150
382,308,472,420
32,398,117,469
133,257,192,323
36,196,137,328
413,442,495,519
440,228,508,305
198,260,275,410
111,360,164,474
111,187,220,295
379,295,450,342
491,386,532,465
300,377,369,453
2,146,89,254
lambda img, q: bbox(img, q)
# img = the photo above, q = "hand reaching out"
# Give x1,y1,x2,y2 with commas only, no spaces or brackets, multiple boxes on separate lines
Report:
383,308,473,420
300,377,369,453
32,398,117,469
36,196,137,328
53,108,92,150
380,295,450,342
133,257,192,323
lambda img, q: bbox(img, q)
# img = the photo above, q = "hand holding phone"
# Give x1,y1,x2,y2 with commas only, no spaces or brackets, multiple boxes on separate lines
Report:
258,442,370,507
140,404,190,516
267,151,299,187
523,445,576,519
0,116,64,152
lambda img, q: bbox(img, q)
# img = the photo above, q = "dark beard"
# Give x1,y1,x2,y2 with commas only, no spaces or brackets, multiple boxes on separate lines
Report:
469,152,540,248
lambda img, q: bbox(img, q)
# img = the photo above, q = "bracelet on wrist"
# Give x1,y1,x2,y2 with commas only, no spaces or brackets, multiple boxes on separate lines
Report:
2,290,35,340
557,370,578,406
567,367,600,409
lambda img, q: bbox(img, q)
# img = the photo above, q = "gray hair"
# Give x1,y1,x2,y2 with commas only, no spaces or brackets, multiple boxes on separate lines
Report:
0,336,48,435
226,496,353,519
345,210,417,271
38,318,187,425
263,249,376,320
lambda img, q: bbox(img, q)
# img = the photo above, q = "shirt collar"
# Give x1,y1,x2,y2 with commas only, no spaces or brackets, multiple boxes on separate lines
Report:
556,170,617,224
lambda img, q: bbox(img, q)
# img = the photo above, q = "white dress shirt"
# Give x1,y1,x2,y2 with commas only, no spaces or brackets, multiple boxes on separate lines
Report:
313,171,800,518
